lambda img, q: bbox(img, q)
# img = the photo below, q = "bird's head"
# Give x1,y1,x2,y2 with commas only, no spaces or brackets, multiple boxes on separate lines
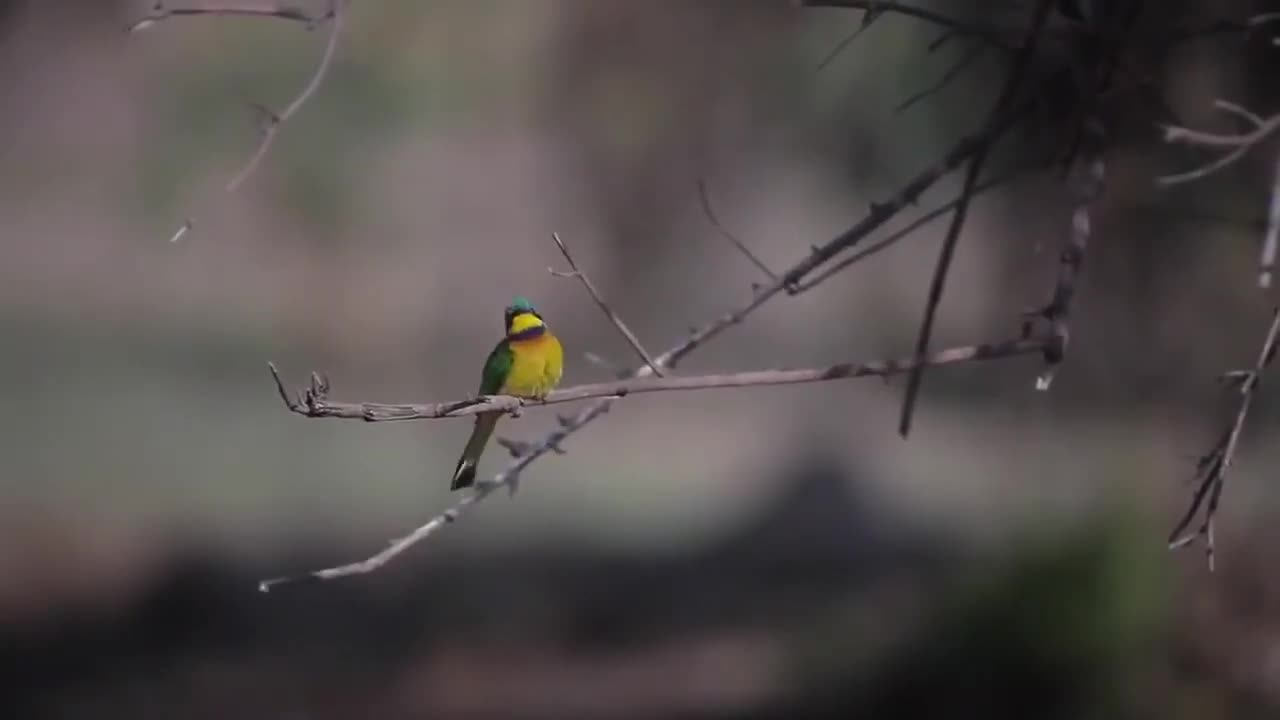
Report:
505,296,546,338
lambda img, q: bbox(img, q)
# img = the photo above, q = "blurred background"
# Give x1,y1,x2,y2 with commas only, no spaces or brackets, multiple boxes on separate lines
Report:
3,0,1280,716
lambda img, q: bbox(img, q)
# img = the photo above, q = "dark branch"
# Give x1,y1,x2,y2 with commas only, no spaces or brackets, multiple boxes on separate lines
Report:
898,0,1056,437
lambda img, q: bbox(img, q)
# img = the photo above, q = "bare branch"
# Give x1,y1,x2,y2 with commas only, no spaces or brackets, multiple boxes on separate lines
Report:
899,0,1055,437
1169,307,1280,570
268,337,1047,423
895,42,986,113
1262,152,1280,288
789,171,1023,295
1158,101,1280,186
126,2,319,31
696,180,778,281
550,232,664,377
258,335,1047,590
131,1,346,240
802,0,1017,51
225,0,344,192
1023,118,1107,390
814,5,884,71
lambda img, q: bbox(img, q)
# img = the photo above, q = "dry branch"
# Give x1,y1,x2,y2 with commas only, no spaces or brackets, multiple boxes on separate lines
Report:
802,0,1017,51
1169,308,1280,570
696,181,778,281
127,1,320,30
550,232,664,377
1260,152,1280,288
895,42,986,113
1158,101,1280,186
268,338,1049,422
224,0,344,192
258,335,1047,590
130,1,345,241
1023,118,1107,390
898,0,1055,438
789,171,1022,295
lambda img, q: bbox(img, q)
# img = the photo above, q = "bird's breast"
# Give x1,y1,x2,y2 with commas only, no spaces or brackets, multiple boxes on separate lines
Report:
503,333,563,396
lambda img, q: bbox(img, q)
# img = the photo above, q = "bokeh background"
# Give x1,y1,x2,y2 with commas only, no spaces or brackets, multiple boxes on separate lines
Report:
4,0,1280,717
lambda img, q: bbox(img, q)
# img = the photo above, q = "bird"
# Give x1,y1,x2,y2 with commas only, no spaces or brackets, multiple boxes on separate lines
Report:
450,296,564,491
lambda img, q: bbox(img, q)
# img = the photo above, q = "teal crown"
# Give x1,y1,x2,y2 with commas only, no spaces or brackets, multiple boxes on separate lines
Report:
508,296,535,313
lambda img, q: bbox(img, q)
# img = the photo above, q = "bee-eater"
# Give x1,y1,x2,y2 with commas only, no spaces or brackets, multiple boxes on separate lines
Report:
450,297,564,491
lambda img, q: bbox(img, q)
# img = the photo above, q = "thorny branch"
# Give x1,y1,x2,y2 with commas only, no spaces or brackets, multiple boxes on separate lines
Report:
788,169,1027,295
258,335,1046,590
257,93,1041,590
129,1,345,242
1168,308,1280,571
549,232,665,377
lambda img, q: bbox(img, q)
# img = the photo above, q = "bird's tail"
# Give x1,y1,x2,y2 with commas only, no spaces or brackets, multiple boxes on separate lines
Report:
450,412,500,490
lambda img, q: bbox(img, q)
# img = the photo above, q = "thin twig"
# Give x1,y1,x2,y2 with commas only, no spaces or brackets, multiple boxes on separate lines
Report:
258,335,1047,590
1158,101,1280,186
814,8,881,71
1169,308,1280,570
1258,151,1280,288
550,232,664,377
225,0,344,192
696,180,778,281
895,42,986,113
802,0,1017,51
126,1,319,31
898,0,1055,437
131,1,345,241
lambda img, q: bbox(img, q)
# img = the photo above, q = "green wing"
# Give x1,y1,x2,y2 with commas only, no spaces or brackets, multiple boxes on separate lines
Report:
478,339,514,395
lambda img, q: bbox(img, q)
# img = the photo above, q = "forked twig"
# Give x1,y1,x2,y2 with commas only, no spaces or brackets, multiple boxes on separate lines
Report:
129,1,345,240
225,0,345,192
1168,308,1280,570
696,180,778,281
550,232,664,377
1158,100,1280,186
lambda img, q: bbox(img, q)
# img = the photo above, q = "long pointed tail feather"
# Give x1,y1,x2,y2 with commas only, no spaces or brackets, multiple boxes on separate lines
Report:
450,412,500,490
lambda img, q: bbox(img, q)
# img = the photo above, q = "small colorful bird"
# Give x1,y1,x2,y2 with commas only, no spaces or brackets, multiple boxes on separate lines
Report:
450,296,564,491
